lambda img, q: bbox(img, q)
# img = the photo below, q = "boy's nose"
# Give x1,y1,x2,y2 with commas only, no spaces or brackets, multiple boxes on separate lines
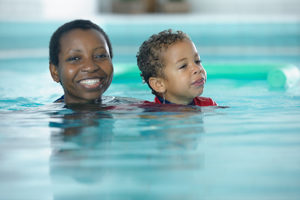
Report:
192,63,204,74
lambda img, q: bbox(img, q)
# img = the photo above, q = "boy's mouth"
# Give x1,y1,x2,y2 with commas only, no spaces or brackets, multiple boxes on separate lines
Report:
192,78,205,87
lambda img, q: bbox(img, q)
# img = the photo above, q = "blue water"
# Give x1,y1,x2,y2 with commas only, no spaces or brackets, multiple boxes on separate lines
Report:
1,71,300,199
1,20,300,200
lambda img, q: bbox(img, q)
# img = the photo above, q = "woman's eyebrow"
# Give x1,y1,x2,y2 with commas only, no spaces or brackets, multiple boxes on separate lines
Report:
66,47,107,54
94,47,107,51
68,49,82,53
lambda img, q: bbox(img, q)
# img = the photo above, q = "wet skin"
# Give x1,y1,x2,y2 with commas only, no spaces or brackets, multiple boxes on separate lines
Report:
161,39,207,105
50,29,113,104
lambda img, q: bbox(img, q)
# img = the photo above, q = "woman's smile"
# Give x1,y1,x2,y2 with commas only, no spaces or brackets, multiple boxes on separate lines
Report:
54,28,113,104
78,78,103,89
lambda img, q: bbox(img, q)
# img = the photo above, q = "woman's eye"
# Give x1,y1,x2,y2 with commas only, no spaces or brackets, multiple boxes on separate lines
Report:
94,54,108,59
66,56,80,62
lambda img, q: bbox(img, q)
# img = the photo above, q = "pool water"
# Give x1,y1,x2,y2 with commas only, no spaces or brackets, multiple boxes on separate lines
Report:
1,19,300,200
1,61,300,199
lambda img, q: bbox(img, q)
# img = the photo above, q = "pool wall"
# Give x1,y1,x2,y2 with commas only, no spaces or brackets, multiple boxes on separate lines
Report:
1,17,300,63
0,17,300,91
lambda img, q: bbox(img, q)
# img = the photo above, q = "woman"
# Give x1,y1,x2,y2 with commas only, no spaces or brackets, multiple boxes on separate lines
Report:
49,19,113,104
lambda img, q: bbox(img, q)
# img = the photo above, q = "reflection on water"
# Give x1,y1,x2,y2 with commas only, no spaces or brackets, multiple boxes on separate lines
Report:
48,102,207,200
1,84,300,199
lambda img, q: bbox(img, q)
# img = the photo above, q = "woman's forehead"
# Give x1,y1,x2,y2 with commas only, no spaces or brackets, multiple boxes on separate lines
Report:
61,29,105,44
59,29,108,51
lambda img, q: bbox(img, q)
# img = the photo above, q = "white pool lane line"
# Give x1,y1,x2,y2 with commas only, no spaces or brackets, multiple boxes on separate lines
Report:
0,46,300,60
0,48,48,59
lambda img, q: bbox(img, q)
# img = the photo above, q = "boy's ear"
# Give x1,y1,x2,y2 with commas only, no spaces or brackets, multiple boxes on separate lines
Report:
149,77,166,94
49,63,60,83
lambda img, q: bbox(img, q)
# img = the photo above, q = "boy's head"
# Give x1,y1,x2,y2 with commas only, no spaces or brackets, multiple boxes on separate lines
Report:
136,30,188,91
137,29,207,105
49,19,114,104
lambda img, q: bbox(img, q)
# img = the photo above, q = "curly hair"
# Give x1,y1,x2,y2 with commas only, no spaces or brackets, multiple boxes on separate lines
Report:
136,29,190,95
49,19,113,67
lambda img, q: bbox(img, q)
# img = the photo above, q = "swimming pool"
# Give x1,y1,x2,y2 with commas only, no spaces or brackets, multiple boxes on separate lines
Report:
1,18,300,200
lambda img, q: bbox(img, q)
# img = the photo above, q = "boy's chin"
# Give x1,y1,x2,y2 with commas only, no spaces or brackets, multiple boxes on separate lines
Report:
195,90,204,97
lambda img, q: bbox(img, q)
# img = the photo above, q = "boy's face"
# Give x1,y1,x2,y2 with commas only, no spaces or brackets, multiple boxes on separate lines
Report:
161,39,206,104
50,29,113,104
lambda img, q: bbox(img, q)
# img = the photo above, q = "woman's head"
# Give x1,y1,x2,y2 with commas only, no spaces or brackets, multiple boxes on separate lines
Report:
49,19,113,66
49,19,114,104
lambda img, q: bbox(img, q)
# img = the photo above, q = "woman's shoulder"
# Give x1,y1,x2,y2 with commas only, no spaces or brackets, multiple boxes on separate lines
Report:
53,95,145,105
54,95,64,103
102,96,145,105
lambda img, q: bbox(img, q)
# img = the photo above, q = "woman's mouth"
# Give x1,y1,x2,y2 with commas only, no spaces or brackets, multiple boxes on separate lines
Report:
79,78,102,89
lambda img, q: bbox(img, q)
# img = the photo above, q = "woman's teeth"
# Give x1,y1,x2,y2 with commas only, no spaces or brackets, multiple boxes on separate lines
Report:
79,79,102,88
80,79,99,85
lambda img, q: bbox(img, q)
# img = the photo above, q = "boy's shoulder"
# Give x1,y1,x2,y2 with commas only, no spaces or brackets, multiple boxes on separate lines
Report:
193,96,217,106
152,96,217,106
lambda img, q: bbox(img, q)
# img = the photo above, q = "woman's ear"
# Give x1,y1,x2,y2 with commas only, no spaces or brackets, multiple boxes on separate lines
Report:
149,77,166,94
49,63,60,83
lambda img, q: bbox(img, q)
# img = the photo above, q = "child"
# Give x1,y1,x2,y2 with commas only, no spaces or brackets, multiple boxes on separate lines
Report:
136,29,217,106
49,19,114,104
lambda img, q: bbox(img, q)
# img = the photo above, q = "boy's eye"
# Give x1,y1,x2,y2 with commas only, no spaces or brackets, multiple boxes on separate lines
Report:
195,60,201,65
179,64,187,69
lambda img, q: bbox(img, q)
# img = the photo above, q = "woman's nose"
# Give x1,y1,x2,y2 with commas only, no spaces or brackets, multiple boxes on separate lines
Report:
81,59,99,72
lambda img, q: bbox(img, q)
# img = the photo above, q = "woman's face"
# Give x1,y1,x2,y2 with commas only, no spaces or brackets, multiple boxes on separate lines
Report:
50,28,113,104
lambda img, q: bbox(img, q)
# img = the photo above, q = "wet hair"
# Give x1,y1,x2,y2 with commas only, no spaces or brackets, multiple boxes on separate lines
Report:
49,19,113,66
136,29,190,95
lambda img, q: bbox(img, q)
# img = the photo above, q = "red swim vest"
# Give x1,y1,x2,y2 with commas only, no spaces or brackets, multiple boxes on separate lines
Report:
154,96,217,106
